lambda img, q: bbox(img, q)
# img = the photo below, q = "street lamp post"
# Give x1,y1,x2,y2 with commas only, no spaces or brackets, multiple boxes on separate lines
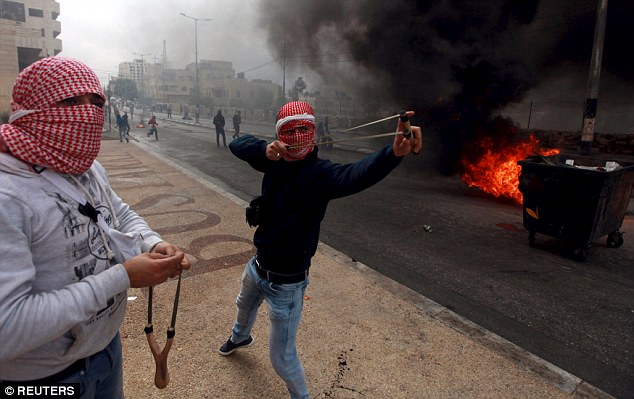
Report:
132,52,150,104
179,12,211,124
106,73,112,131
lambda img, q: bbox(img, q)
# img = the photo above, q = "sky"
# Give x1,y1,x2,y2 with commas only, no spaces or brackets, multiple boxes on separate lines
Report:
57,0,633,125
58,0,633,104
57,0,285,85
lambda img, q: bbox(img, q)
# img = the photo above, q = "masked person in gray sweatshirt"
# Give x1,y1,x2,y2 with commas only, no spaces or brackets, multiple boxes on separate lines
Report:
0,56,190,397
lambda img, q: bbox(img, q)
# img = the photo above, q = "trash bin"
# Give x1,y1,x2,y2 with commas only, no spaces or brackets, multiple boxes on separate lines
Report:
518,154,634,261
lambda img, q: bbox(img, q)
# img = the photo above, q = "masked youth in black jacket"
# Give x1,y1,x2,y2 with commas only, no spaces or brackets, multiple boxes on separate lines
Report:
219,101,422,399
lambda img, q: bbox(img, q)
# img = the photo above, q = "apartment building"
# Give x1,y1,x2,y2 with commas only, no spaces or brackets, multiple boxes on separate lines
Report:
0,0,62,115
118,59,148,91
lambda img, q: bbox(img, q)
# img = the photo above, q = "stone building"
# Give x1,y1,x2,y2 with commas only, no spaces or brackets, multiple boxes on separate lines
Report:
0,0,62,116
137,59,283,121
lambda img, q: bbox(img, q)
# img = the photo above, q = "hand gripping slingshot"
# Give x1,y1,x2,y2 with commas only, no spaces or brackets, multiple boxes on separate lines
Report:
144,272,182,389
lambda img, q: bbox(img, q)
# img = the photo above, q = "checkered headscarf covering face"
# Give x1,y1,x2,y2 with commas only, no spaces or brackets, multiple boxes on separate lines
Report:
0,56,105,174
276,101,316,161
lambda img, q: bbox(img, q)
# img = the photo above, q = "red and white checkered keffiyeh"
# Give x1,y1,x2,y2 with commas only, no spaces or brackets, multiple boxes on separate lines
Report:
276,101,316,161
0,56,105,174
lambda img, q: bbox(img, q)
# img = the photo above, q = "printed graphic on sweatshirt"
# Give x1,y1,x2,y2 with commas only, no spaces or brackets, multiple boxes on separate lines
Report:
46,187,124,325
47,189,112,269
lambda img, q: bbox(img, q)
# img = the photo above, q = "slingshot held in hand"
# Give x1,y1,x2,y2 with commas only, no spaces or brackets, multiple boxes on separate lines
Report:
287,110,418,152
144,272,182,389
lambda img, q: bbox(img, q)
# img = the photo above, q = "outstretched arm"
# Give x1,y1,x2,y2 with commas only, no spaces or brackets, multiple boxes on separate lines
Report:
322,111,423,198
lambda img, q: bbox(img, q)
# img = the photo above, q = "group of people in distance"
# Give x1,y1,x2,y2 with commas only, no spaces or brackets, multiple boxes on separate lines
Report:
0,56,422,399
212,109,242,148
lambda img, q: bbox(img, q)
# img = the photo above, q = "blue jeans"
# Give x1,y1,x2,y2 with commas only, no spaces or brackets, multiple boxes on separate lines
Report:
231,258,310,399
60,333,124,399
118,127,128,141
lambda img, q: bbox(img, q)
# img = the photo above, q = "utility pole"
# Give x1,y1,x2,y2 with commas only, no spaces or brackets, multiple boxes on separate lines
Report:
106,73,112,132
282,39,287,102
580,0,608,155
179,13,212,124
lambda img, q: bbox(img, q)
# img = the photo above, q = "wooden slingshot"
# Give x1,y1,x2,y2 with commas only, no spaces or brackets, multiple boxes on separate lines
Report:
144,272,182,389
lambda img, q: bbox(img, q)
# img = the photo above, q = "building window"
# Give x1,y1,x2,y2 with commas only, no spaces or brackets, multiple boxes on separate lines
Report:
41,28,45,37
52,11,59,20
1,1,26,22
28,8,44,17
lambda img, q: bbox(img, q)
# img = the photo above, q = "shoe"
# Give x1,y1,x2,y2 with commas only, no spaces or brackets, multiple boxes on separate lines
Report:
218,336,253,356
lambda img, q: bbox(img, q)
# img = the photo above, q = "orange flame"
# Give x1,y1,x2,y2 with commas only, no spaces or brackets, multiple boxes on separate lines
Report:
461,134,559,204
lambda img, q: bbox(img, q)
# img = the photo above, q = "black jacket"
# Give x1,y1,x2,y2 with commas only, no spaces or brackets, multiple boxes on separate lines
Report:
229,135,402,274
213,114,225,127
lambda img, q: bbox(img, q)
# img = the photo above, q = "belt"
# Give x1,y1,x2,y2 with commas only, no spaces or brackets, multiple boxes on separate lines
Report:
1,357,87,384
254,257,308,284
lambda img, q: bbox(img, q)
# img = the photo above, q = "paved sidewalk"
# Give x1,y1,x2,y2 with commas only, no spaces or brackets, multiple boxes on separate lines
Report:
97,138,613,398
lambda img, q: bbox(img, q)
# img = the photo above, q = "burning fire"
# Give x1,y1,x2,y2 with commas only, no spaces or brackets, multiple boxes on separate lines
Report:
461,134,559,204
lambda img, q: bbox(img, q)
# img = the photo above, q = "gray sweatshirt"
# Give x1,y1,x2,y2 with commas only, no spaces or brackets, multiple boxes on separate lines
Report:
0,153,162,381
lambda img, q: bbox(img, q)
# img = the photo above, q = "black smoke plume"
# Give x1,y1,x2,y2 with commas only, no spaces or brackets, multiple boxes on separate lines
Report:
258,0,634,174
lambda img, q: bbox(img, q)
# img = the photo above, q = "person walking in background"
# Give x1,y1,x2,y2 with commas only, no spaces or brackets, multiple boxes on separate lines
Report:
213,109,226,148
167,105,172,119
115,110,127,143
315,118,325,143
0,56,190,397
219,101,422,398
232,110,242,139
323,115,330,135
122,111,131,138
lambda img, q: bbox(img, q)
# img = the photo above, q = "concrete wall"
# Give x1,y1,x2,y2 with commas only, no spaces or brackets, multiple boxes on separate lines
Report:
0,21,19,116
521,129,634,156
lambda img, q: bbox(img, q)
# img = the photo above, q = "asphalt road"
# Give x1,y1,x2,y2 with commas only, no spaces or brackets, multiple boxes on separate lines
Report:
121,116,634,398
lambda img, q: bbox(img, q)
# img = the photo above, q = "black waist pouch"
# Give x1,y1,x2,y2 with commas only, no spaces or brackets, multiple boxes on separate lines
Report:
246,195,272,227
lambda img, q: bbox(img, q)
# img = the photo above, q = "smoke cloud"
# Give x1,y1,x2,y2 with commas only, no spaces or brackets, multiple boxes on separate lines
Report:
257,0,633,174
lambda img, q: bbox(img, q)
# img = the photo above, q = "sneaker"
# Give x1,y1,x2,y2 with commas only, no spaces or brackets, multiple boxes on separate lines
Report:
218,336,254,356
